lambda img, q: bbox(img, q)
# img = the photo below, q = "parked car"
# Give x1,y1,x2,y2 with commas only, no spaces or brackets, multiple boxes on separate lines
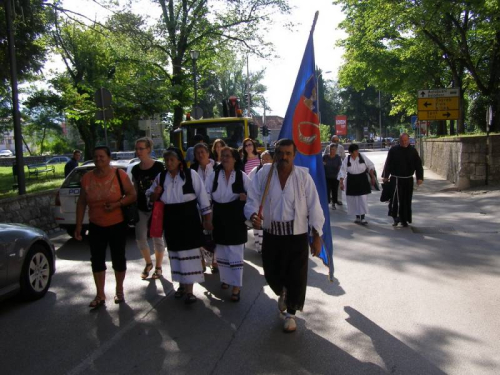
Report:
0,223,56,301
111,151,136,160
0,149,14,157
46,156,71,164
53,159,140,237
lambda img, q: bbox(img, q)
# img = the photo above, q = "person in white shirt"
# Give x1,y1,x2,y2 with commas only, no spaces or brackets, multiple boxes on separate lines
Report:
147,148,212,305
247,150,273,253
205,147,251,302
191,143,218,273
338,143,376,225
245,139,324,333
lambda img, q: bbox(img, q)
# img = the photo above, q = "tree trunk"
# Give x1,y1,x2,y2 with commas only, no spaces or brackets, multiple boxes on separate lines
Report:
437,120,446,135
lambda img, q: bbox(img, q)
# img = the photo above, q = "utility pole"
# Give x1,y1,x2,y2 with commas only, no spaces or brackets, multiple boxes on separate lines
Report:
4,0,26,194
379,90,382,141
246,55,251,117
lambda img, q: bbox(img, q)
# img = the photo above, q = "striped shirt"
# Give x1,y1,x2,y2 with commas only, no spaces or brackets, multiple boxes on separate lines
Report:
244,157,261,175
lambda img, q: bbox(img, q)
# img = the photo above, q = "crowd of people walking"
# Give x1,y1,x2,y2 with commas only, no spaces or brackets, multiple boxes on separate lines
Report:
74,132,422,333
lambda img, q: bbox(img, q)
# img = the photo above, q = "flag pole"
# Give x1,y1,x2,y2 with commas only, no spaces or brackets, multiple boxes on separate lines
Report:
310,11,319,35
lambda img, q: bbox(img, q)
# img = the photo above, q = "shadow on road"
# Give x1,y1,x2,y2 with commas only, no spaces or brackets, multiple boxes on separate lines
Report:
345,306,448,374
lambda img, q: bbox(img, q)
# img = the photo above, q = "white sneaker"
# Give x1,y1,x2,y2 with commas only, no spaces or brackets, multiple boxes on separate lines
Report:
278,289,287,313
283,314,297,333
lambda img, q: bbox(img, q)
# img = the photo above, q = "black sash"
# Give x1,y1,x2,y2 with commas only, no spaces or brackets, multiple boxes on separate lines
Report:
212,199,247,245
163,199,203,251
346,172,372,196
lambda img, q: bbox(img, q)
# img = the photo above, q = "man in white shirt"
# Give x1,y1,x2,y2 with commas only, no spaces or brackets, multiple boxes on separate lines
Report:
245,139,324,333
323,135,346,160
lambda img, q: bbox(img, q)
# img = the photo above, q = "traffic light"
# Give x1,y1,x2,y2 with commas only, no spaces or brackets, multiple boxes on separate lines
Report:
261,125,269,136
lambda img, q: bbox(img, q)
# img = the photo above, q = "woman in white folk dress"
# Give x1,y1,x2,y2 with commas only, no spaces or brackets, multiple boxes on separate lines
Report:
147,148,212,304
247,150,273,253
205,147,250,302
338,143,376,225
191,143,219,274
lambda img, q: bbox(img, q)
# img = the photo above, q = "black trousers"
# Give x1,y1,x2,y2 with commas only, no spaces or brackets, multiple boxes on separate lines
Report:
326,178,339,204
89,221,127,273
262,232,309,312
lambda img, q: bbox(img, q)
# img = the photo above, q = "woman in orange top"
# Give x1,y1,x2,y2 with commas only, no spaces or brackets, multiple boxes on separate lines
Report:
75,146,136,308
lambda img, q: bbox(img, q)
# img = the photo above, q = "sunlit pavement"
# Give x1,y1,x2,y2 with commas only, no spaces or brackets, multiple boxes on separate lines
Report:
1,150,499,374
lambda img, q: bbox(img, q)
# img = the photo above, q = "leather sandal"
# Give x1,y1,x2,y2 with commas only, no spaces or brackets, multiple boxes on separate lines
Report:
141,263,153,279
230,290,241,302
89,296,105,309
221,282,230,290
114,291,125,304
152,267,162,279
211,265,219,274
174,286,186,299
185,293,197,305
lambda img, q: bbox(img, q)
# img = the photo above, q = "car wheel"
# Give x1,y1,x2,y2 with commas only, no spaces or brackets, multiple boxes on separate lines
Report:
19,244,53,300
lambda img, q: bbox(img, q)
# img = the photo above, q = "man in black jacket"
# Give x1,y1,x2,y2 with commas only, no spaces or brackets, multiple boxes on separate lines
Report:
382,133,423,227
64,150,81,177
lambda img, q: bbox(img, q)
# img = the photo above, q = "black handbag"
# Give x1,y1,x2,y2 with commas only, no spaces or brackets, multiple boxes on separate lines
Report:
116,169,139,225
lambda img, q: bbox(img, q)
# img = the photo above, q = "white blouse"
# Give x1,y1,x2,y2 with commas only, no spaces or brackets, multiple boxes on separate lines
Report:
147,169,211,214
195,159,215,183
338,153,375,180
205,169,251,203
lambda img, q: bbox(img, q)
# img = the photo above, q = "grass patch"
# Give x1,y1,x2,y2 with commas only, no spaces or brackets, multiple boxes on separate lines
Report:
0,163,66,199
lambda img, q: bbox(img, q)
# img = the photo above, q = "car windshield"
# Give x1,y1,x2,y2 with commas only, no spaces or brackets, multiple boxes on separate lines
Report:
182,121,245,150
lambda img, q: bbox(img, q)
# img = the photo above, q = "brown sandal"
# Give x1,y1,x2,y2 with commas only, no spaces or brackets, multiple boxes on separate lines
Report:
114,291,125,304
141,263,153,279
89,296,105,308
152,267,162,279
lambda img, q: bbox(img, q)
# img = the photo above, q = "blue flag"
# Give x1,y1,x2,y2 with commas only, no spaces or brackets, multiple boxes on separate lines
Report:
278,28,334,279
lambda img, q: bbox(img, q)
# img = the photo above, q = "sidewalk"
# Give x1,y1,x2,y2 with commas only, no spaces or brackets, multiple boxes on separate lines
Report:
40,163,500,375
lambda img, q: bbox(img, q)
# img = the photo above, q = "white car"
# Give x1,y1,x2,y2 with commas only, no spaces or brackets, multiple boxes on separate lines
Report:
53,159,140,237
0,149,13,157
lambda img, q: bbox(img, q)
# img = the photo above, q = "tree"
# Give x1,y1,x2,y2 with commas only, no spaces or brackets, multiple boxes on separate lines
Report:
0,0,49,90
152,0,290,127
48,14,173,158
334,0,500,133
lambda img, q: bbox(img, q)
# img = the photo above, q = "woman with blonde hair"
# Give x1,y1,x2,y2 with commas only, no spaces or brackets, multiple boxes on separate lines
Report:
131,137,166,280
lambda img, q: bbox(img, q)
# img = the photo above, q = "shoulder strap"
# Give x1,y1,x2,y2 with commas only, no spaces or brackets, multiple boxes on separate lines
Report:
232,169,245,194
182,168,195,194
212,168,221,193
347,155,351,167
159,170,167,189
116,169,124,195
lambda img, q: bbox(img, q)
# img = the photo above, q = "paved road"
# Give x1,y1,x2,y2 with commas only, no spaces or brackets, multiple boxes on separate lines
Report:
1,150,499,374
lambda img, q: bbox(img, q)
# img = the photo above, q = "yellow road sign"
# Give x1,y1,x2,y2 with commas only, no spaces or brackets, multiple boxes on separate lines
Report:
418,110,460,121
418,97,459,111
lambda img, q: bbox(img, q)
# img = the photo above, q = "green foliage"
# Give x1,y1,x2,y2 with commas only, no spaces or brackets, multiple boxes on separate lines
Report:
334,0,500,133
319,124,330,142
0,0,50,90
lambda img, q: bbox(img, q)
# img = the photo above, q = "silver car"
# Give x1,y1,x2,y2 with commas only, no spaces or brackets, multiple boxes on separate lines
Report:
0,223,56,301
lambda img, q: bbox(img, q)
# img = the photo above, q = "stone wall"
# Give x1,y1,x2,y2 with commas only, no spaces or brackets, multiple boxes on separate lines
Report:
0,189,59,233
420,135,500,189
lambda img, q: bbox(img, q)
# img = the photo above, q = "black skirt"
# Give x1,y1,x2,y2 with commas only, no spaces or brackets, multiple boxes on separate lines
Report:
346,172,372,196
212,199,247,245
163,199,204,251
